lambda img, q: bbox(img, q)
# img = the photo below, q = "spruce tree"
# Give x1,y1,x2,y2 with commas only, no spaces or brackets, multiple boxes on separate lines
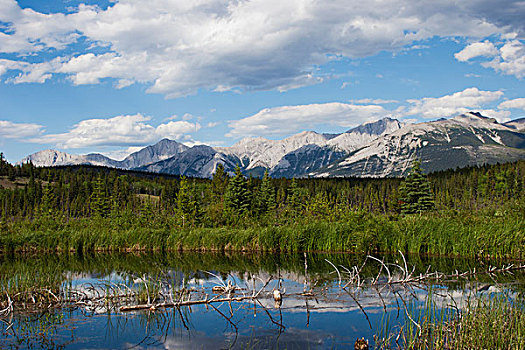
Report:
211,163,229,202
0,152,6,176
287,178,302,215
257,169,276,214
40,184,55,218
176,177,196,226
399,160,435,214
91,174,110,217
224,165,250,216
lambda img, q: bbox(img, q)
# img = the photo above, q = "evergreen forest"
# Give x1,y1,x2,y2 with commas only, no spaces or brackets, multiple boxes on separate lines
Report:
0,153,523,258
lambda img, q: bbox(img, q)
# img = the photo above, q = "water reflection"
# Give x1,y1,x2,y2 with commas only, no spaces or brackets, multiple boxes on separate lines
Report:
0,252,524,349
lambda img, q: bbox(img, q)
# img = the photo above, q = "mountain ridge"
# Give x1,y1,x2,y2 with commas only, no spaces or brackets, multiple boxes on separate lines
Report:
311,112,525,177
19,113,525,178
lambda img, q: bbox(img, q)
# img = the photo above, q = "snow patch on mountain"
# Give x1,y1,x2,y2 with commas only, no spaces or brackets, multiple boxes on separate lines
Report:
314,112,525,177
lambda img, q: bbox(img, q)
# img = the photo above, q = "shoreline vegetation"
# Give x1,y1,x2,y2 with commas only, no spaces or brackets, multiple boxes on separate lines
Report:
1,211,524,258
0,155,524,258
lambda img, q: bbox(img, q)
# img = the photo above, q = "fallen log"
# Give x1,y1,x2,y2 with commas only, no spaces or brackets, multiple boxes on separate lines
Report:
120,294,259,312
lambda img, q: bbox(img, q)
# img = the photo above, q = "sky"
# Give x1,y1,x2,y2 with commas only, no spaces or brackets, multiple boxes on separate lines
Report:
0,0,524,163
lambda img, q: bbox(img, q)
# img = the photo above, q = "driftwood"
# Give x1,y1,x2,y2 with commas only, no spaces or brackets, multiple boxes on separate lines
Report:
349,251,525,287
121,293,264,312
119,274,273,312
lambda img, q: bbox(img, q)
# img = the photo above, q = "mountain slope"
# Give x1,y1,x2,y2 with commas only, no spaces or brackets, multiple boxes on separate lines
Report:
120,139,189,168
20,113,523,179
21,139,190,169
136,145,241,178
20,150,120,168
327,117,403,152
504,117,525,132
215,131,331,171
137,117,401,178
312,112,525,177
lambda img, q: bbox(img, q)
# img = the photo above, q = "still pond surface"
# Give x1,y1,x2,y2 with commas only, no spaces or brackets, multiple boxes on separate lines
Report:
1,252,523,349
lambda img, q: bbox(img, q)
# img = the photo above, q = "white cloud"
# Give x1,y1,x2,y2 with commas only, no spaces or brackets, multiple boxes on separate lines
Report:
454,41,498,61
31,114,200,148
227,102,387,138
350,98,399,104
0,0,521,97
404,87,504,119
0,120,44,139
400,118,419,124
0,0,78,53
482,40,525,78
477,109,511,122
498,97,525,110
0,58,64,84
101,146,144,161
456,39,525,78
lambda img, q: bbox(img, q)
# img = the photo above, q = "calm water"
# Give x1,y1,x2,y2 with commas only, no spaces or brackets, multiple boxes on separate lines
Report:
1,252,523,349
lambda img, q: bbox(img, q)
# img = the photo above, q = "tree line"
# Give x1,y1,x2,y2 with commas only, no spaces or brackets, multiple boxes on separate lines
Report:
0,152,524,228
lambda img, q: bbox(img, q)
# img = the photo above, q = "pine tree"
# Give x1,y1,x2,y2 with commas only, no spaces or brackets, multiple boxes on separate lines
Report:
211,163,229,202
176,177,195,227
257,169,276,215
399,160,435,214
287,178,302,215
91,174,110,217
224,165,250,216
0,152,6,176
40,184,55,218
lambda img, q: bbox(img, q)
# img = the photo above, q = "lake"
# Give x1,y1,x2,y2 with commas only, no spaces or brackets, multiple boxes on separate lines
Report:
1,252,523,349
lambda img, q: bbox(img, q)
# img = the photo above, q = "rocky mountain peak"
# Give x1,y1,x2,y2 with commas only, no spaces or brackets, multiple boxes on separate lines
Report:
346,117,402,135
452,111,498,124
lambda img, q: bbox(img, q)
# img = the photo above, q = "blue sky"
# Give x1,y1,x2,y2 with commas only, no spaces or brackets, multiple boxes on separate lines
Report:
0,0,524,162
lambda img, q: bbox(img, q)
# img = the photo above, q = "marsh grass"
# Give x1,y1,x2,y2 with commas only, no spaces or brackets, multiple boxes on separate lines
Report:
438,295,525,350
378,292,525,349
1,210,523,259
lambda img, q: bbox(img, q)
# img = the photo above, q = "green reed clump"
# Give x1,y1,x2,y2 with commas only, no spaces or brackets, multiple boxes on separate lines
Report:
395,295,525,350
0,260,65,307
445,296,525,349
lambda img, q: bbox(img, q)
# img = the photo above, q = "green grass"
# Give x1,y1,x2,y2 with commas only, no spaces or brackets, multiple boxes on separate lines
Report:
1,209,523,259
393,295,525,350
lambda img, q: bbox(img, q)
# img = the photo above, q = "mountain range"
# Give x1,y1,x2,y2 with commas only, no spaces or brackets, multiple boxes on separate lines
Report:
21,112,525,178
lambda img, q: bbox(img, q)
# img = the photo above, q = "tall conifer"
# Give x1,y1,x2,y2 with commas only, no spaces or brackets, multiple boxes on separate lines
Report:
399,160,435,214
224,165,250,216
257,169,276,214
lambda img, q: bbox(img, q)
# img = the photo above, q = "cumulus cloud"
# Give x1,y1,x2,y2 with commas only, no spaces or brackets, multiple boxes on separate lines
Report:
0,120,44,139
482,40,525,78
31,114,200,148
226,88,514,139
404,87,504,119
227,102,387,138
0,0,78,53
0,0,521,97
454,41,498,61
499,97,525,110
456,39,525,78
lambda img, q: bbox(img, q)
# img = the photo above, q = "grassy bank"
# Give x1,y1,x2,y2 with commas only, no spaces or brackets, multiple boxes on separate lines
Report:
1,209,523,259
